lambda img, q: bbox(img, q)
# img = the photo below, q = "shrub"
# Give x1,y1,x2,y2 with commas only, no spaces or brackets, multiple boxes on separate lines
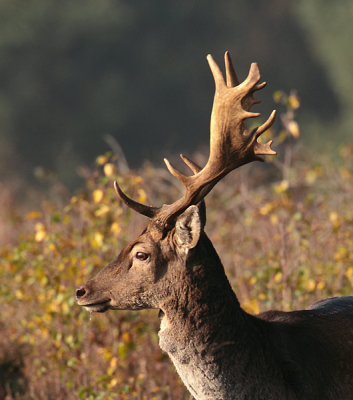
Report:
2,95,353,399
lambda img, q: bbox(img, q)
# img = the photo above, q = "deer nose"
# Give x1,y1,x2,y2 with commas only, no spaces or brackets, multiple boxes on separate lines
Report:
76,287,86,301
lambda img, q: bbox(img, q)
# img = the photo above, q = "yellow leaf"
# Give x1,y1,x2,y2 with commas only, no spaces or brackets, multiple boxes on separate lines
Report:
270,214,279,225
339,166,350,180
63,214,71,224
61,302,69,314
95,205,111,217
334,251,342,262
35,230,46,242
241,299,260,314
104,163,117,177
58,263,65,271
91,232,104,248
48,243,55,251
35,222,45,231
122,332,130,342
40,328,49,337
249,276,256,285
138,188,147,203
96,155,109,165
43,313,53,323
305,279,316,291
274,180,289,194
345,267,353,285
47,302,60,313
274,272,283,283
287,94,300,110
98,347,112,360
111,222,121,236
317,281,325,290
273,90,285,103
132,176,143,184
109,378,118,388
110,357,118,368
35,223,46,242
259,202,273,215
29,335,36,344
305,170,317,184
93,189,104,203
40,276,48,287
26,211,43,219
329,211,340,228
287,120,300,138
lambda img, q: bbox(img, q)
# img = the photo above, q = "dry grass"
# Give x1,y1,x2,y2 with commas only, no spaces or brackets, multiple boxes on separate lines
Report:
1,142,353,399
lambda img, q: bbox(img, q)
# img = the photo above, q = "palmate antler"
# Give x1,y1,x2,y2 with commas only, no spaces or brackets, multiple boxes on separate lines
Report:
114,52,276,229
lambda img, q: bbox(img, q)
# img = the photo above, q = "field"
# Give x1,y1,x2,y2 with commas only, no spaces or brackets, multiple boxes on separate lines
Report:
1,97,353,399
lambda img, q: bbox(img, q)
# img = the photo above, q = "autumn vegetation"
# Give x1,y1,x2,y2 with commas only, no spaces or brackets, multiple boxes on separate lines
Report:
2,94,353,399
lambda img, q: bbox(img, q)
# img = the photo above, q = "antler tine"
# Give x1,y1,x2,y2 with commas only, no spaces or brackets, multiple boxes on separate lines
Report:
256,109,277,137
180,154,207,226
222,50,267,111
224,52,265,108
180,154,202,174
113,181,159,218
164,158,189,185
113,156,203,223
253,109,277,158
207,54,227,92
224,51,240,88
180,154,214,207
224,52,264,109
255,81,267,91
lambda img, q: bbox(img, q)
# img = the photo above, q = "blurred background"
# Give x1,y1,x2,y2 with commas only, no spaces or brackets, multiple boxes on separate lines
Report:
0,0,352,191
2,2,353,399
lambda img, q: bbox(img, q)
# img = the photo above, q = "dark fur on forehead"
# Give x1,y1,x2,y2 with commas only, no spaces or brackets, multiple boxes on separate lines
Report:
146,201,206,242
145,219,172,241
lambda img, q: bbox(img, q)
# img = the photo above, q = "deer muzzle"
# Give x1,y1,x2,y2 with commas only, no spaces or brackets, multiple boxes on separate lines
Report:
75,284,111,313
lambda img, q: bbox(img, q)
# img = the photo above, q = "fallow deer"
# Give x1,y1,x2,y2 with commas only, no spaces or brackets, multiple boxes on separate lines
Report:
76,52,353,400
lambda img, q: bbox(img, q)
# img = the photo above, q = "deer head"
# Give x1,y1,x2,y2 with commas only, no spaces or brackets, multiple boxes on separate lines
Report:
76,52,276,315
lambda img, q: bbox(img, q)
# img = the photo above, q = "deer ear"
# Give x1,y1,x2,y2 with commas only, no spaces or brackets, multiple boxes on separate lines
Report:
175,205,201,249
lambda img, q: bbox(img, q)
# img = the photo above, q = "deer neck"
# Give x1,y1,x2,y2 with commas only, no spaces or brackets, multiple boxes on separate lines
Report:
158,233,255,399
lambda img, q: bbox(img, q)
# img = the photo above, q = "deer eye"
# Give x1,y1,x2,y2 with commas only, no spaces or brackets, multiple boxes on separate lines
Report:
135,252,149,262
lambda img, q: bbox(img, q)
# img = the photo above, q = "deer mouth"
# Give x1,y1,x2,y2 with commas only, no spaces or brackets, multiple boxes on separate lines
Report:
76,286,111,312
81,300,111,313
